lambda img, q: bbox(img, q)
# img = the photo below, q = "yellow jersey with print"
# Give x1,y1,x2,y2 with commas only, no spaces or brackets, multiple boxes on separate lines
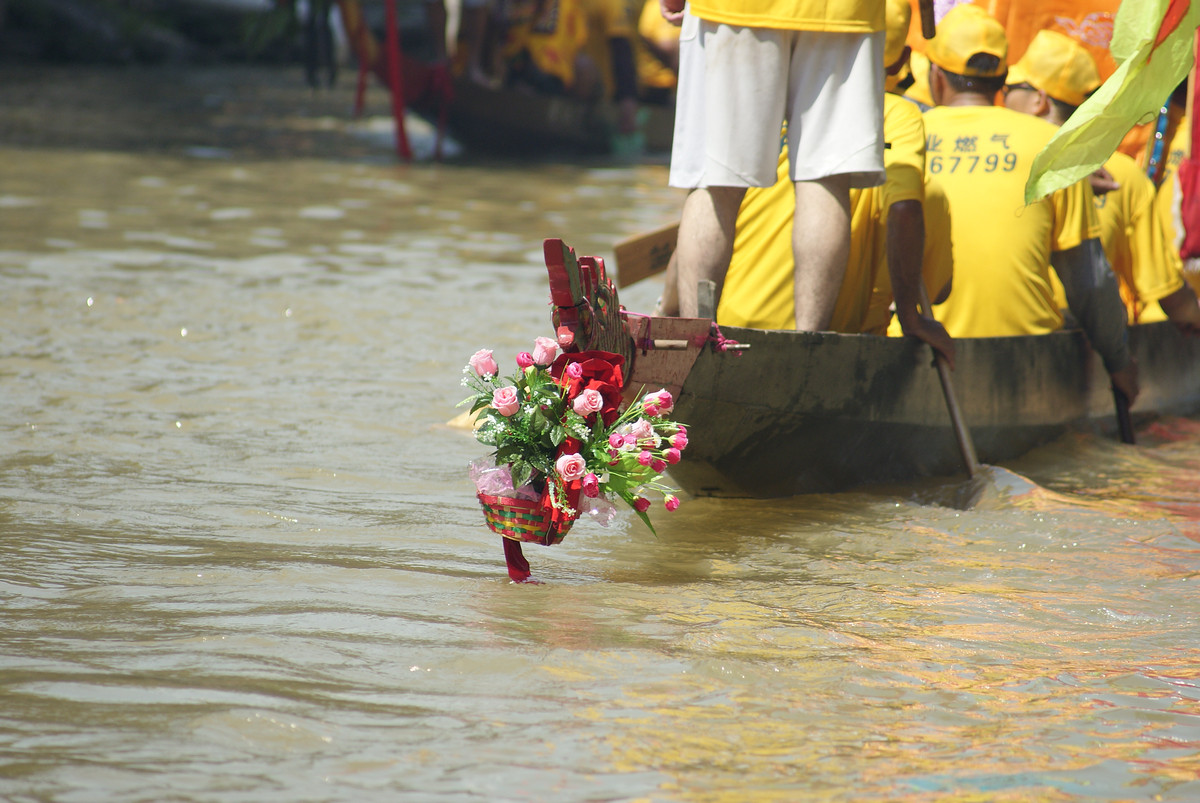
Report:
717,94,924,331
688,0,883,32
1094,151,1184,323
922,105,1099,338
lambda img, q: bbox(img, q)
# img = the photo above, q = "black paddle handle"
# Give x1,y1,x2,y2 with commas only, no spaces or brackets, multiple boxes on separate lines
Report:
1112,384,1136,444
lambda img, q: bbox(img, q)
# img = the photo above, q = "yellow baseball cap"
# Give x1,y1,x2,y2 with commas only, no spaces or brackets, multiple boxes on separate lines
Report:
884,0,912,68
1006,29,1100,107
905,50,934,107
926,4,1008,77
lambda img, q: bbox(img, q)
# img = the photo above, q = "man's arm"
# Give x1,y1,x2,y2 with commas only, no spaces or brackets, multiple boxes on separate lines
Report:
888,199,955,368
1050,238,1139,403
1157,283,1200,333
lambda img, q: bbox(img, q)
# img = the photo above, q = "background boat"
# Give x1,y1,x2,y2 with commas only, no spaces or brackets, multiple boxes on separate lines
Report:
414,73,675,156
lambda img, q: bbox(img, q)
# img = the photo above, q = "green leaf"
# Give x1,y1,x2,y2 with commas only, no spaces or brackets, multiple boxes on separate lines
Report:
510,461,533,489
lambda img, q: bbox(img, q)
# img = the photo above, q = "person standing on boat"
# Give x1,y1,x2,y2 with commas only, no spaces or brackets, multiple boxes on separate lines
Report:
921,4,1139,403
661,0,886,326
1001,30,1200,334
710,0,955,366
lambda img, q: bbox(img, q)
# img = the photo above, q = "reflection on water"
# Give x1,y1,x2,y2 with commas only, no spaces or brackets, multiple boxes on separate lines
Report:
3,137,1200,802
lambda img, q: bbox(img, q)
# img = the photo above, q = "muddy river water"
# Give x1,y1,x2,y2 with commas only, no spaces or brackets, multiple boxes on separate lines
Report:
2,65,1200,802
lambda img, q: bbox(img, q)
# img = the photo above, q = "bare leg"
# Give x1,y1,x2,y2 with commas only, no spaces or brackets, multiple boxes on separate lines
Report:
674,186,745,317
792,175,851,331
655,250,679,316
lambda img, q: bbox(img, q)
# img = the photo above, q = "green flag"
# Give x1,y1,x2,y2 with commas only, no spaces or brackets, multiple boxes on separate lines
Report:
1025,0,1200,204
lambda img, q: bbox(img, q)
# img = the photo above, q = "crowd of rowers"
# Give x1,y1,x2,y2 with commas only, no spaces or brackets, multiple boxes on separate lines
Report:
653,0,1200,408
422,0,682,133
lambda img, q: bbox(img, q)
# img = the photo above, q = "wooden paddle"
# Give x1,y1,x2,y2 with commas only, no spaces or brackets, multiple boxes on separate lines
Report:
918,0,936,38
919,284,979,479
1113,386,1136,444
614,222,678,288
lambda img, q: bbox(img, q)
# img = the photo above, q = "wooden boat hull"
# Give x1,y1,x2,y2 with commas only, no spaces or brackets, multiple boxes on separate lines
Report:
663,323,1200,496
543,238,1200,498
415,76,675,156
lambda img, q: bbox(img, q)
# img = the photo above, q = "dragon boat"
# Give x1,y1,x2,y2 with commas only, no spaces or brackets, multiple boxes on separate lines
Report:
544,237,1200,497
413,74,675,156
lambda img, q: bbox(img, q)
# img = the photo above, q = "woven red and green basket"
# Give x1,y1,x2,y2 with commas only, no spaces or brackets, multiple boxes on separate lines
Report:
477,492,574,546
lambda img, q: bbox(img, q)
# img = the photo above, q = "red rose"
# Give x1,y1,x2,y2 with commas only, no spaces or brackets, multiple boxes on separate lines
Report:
550,351,625,425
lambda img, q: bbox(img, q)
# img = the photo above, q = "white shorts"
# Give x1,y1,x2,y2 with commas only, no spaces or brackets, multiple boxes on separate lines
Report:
669,11,886,190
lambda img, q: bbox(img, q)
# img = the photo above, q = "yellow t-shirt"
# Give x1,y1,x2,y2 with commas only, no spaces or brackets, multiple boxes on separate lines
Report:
688,0,883,32
718,94,924,331
1094,151,1184,323
636,0,678,91
522,0,589,87
922,105,1099,337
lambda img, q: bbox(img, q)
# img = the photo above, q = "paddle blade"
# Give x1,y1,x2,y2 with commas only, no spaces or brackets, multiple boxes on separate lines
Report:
614,222,678,288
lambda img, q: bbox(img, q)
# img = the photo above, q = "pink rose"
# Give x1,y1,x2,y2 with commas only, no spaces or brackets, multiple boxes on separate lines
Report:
491,386,520,416
664,495,680,512
671,432,688,450
573,388,604,417
637,450,653,466
565,362,583,380
609,433,625,450
664,447,682,464
532,336,558,366
651,458,667,473
516,352,534,369
629,419,655,440
555,452,587,482
642,392,668,417
581,472,600,498
469,349,498,377
623,434,638,448
556,326,575,348
633,497,651,512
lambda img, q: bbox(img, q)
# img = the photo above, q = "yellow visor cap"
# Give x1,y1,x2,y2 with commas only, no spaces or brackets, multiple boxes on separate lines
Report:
1006,29,1100,107
926,4,1007,77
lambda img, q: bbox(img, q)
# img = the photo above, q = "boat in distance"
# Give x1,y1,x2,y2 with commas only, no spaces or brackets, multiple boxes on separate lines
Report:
543,238,1200,498
402,58,675,156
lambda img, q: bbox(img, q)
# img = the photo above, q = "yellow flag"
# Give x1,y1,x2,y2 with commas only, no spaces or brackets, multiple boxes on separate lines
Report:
1025,0,1200,204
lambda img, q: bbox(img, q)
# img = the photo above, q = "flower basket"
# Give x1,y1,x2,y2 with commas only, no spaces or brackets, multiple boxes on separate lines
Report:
462,338,688,580
477,492,574,546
